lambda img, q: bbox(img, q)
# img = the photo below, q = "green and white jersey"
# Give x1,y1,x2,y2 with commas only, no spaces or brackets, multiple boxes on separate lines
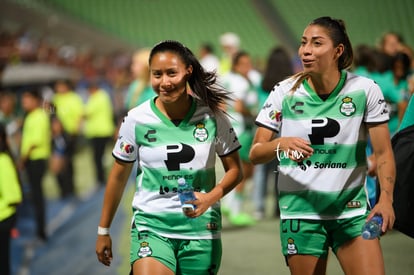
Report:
256,71,389,220
113,97,240,239
221,71,260,135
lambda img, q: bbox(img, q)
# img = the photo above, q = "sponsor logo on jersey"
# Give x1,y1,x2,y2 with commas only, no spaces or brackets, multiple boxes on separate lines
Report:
309,117,340,145
340,96,356,116
297,160,347,170
144,129,157,142
314,148,336,154
346,200,362,208
291,101,304,114
269,109,282,122
120,141,134,154
262,102,272,110
206,222,218,230
193,122,209,142
313,161,347,169
165,143,195,171
380,104,389,115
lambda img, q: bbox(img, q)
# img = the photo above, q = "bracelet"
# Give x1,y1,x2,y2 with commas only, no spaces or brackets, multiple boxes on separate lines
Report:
97,226,110,235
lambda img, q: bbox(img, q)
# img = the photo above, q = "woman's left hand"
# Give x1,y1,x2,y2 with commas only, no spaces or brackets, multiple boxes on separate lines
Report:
367,193,395,234
183,192,214,218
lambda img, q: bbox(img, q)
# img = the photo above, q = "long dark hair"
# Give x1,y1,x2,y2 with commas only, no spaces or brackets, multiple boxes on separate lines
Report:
262,47,293,92
291,16,354,91
149,40,232,113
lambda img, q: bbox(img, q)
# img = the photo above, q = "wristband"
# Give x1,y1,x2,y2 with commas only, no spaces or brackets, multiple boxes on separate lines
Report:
97,226,110,235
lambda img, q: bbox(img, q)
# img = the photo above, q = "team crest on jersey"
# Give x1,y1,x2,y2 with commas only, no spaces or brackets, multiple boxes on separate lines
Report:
138,241,152,258
193,122,209,142
287,238,298,255
340,96,356,116
120,141,134,154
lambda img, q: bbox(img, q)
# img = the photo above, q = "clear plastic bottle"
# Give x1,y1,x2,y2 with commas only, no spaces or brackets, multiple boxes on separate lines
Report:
361,215,383,240
177,177,197,213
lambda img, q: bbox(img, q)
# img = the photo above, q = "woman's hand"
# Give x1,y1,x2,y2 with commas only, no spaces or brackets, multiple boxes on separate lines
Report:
367,191,395,234
183,192,215,218
96,235,113,266
276,137,314,162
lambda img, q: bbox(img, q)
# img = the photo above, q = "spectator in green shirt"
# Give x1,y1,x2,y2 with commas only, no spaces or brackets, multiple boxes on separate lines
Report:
52,79,84,198
84,80,115,186
20,89,51,241
0,122,22,275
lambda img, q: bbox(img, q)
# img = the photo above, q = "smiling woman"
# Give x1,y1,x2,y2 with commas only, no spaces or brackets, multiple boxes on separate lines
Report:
95,40,243,275
250,16,396,275
150,50,191,109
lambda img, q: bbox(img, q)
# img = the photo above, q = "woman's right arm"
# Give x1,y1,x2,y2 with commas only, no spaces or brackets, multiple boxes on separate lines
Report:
249,127,279,164
96,159,133,266
249,127,313,165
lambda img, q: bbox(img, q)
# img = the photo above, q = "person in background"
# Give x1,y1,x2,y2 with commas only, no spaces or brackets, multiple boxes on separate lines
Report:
0,122,22,275
49,114,69,197
218,32,240,76
221,50,261,226
19,89,51,241
52,79,84,198
198,42,220,73
250,17,395,275
378,31,405,71
96,40,242,275
124,49,155,111
123,49,154,184
253,46,293,220
398,94,414,131
352,44,380,78
352,44,382,207
0,91,22,157
375,52,411,136
378,31,414,70
389,83,414,240
83,80,115,186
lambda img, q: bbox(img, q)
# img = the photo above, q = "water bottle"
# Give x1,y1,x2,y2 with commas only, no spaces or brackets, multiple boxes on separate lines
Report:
361,215,383,240
177,177,197,213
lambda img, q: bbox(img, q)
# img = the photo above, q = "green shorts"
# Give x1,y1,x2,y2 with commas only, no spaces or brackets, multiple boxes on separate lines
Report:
279,214,368,258
130,227,222,275
238,130,253,162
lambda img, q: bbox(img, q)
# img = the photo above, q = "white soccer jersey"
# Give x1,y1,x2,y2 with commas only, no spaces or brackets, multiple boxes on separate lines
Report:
256,71,389,220
221,71,260,135
113,97,241,239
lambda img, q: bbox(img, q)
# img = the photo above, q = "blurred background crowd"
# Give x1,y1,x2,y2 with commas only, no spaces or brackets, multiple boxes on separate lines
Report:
0,0,413,274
